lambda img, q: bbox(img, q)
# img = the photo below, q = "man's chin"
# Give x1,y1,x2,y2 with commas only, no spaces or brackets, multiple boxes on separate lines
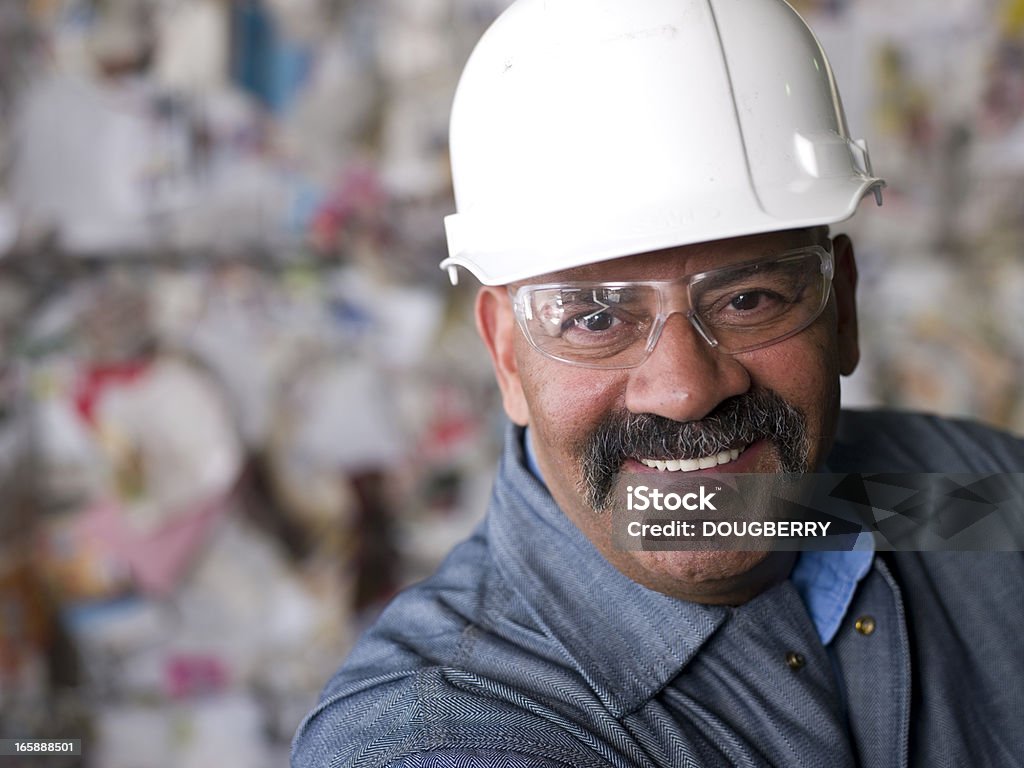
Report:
624,549,789,605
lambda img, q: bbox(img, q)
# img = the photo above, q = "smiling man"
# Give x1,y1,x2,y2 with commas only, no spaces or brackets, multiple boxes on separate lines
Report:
482,226,852,605
293,1,1024,766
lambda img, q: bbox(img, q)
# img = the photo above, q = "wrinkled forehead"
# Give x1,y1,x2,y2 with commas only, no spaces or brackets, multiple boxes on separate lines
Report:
512,227,830,286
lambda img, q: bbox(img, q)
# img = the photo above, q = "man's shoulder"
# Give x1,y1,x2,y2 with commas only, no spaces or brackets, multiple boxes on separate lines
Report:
291,529,612,768
291,664,596,768
831,409,1024,472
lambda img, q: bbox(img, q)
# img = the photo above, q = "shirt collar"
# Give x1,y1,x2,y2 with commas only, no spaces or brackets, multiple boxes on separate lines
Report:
791,457,875,643
490,424,729,718
523,426,545,484
790,548,874,643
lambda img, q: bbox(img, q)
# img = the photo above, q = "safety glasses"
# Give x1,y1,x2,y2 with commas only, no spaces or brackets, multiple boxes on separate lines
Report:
510,245,834,369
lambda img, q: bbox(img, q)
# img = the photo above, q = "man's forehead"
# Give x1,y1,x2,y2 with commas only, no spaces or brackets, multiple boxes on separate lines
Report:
514,228,827,286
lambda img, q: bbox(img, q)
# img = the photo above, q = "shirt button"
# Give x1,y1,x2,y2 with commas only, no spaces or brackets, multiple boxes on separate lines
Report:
855,615,877,636
785,651,806,670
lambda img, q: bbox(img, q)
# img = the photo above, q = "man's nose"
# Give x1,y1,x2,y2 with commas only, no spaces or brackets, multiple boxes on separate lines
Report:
624,313,751,422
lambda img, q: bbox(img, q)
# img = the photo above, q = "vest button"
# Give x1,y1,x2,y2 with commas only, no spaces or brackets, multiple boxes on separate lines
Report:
855,615,877,636
785,651,806,670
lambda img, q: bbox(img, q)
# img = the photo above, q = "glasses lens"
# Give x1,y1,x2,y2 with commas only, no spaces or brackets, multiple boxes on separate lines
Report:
518,284,658,367
689,250,829,353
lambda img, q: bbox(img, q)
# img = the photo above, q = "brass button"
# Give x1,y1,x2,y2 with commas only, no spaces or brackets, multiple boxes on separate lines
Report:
855,615,877,636
785,651,806,670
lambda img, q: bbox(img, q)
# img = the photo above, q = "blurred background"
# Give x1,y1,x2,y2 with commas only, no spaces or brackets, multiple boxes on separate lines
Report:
0,0,1021,765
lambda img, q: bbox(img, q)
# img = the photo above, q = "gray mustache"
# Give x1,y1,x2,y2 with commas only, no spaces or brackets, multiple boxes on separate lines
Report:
576,389,809,511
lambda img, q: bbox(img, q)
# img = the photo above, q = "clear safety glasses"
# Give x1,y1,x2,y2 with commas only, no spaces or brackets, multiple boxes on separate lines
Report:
510,245,834,369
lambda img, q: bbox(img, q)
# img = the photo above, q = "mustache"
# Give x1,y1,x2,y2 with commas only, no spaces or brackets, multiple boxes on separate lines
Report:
575,389,809,511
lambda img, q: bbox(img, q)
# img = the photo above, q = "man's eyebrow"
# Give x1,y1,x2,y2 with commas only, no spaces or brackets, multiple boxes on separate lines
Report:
529,281,649,296
691,265,758,291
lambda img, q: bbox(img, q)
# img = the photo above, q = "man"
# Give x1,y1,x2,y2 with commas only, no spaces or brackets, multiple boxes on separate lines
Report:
293,1,1024,766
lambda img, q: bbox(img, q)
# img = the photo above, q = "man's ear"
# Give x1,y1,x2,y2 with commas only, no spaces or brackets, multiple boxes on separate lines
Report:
832,234,860,376
476,287,530,425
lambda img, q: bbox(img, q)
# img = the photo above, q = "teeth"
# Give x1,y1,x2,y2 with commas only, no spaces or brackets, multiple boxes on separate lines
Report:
640,445,747,472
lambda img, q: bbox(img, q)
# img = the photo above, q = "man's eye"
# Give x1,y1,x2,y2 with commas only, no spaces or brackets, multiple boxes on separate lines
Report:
701,287,796,327
729,292,773,311
571,310,618,332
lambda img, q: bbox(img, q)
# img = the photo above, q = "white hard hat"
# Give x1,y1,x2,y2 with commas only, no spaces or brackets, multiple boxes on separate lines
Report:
441,0,884,286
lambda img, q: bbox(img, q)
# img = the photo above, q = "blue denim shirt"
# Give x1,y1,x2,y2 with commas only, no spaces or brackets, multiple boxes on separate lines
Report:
293,410,1024,768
